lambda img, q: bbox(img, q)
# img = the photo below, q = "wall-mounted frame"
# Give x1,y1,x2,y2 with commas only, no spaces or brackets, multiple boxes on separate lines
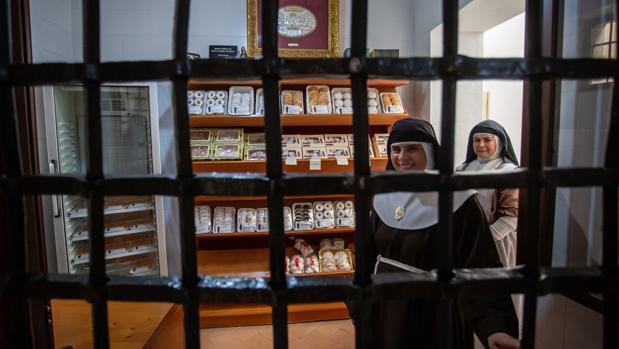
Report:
247,0,339,58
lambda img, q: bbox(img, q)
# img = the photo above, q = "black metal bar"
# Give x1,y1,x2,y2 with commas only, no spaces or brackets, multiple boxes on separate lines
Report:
6,267,618,305
602,3,619,342
349,0,372,347
521,1,544,348
171,1,200,349
82,0,110,348
436,1,458,348
5,57,619,86
4,167,617,198
261,0,288,347
0,0,30,347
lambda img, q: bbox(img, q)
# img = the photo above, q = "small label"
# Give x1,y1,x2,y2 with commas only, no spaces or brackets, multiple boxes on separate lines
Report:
285,157,297,166
208,105,225,114
234,105,250,114
388,105,404,113
285,105,302,114
336,156,349,166
337,107,353,114
313,105,329,114
309,158,321,170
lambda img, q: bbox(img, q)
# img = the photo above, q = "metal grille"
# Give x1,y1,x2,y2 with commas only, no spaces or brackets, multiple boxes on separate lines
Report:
0,0,618,348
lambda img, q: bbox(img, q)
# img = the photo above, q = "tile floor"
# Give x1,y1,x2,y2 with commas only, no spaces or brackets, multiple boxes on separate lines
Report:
200,320,355,349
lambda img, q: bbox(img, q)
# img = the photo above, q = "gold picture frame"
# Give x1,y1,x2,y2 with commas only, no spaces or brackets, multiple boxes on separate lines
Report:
247,0,339,58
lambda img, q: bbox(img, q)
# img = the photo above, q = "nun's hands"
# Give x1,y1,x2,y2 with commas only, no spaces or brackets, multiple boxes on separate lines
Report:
488,332,520,349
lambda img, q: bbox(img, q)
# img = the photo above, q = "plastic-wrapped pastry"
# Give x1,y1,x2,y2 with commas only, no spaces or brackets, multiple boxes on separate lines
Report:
320,251,337,272
305,254,320,273
294,238,314,257
319,238,332,251
334,250,352,271
285,256,290,274
289,254,305,274
332,238,345,249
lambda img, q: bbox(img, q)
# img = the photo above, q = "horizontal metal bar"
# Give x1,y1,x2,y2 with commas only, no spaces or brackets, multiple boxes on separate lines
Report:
5,267,616,304
104,176,180,196
281,173,355,196
3,167,616,197
3,57,619,85
193,173,270,196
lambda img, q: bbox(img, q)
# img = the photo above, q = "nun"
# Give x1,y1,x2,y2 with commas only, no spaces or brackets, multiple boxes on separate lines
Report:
456,120,519,269
369,118,519,349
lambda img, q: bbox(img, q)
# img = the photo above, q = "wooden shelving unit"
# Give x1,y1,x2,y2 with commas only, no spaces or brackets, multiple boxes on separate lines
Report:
191,78,407,327
189,78,410,88
192,157,388,173
196,227,354,240
190,113,408,128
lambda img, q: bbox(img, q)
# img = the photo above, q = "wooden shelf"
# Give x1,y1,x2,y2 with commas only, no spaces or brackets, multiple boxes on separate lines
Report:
197,249,354,278
189,78,410,88
196,227,354,240
200,302,349,328
195,194,352,202
193,157,388,173
190,113,408,128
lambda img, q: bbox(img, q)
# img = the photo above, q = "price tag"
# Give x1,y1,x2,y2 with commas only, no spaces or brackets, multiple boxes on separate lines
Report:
309,158,321,170
285,157,297,166
336,156,349,166
313,105,329,114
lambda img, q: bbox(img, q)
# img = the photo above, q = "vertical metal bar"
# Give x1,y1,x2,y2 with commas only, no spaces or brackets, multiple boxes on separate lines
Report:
521,1,543,348
601,13,619,343
261,1,288,348
172,1,200,348
350,0,372,348
436,1,458,349
82,1,110,348
0,1,30,347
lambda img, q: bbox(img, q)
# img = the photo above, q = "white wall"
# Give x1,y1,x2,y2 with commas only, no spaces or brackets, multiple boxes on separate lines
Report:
482,12,525,162
429,1,524,166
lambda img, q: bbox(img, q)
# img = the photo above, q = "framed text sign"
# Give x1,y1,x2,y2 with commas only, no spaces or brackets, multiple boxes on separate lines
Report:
247,0,339,58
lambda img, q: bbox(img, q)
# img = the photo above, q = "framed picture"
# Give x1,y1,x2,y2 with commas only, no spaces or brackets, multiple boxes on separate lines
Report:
247,0,339,58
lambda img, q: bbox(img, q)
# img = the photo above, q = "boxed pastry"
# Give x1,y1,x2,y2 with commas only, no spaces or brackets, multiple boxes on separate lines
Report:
204,90,228,114
380,92,405,114
302,146,327,159
312,201,335,229
245,132,266,146
190,144,211,160
212,143,243,160
282,146,302,160
292,202,314,230
324,134,349,147
306,85,332,114
373,133,389,157
319,249,354,272
301,134,325,147
194,204,211,234
190,128,213,145
212,206,236,233
227,86,254,115
348,144,375,158
281,90,304,114
244,146,267,160
281,134,302,147
215,128,244,143
334,200,355,227
331,87,353,114
325,146,351,158
255,207,293,232
237,208,257,233
255,88,264,115
187,90,206,114
367,88,382,114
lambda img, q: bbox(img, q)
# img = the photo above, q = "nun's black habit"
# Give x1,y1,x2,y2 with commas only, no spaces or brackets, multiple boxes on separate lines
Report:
365,118,518,348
